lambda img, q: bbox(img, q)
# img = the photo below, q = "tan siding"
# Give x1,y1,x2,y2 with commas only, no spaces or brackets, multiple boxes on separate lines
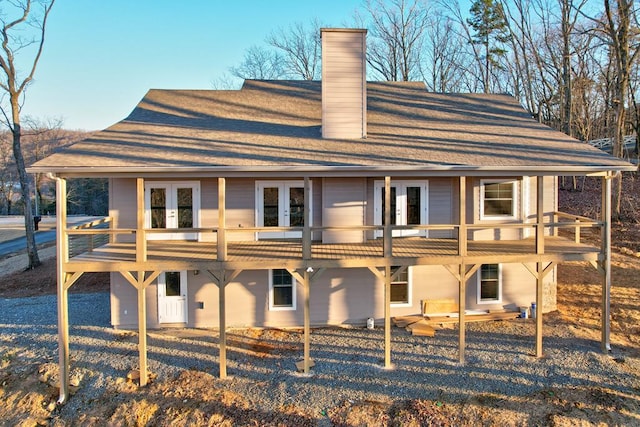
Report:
322,178,365,243
321,29,366,139
429,178,454,238
199,178,218,242
110,178,136,243
226,178,256,241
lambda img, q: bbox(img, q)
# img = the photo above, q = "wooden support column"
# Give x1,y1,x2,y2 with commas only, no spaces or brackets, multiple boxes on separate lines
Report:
206,269,242,379
458,263,466,364
136,178,146,262
218,178,227,261
458,176,467,364
218,269,227,379
384,264,392,368
384,176,392,258
303,177,311,260
137,271,148,386
601,174,612,352
458,176,467,256
303,269,311,372
536,176,545,357
119,270,160,387
55,176,70,404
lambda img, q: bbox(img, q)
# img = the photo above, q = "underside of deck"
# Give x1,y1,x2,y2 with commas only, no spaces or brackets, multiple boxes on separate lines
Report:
67,236,601,272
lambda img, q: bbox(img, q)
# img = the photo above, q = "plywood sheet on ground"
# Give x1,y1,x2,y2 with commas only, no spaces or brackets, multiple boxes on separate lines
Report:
406,319,436,337
392,315,424,328
422,298,458,315
425,311,520,324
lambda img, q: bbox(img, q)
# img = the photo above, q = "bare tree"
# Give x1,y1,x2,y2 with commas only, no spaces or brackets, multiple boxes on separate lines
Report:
358,0,431,81
267,19,322,80
0,0,56,270
230,45,287,80
586,0,640,216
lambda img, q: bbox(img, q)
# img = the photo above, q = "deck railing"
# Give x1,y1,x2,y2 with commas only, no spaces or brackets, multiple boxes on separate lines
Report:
63,211,603,262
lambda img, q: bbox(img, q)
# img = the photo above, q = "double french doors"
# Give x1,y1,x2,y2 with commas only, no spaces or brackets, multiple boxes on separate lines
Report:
374,180,428,237
145,181,200,240
256,181,311,239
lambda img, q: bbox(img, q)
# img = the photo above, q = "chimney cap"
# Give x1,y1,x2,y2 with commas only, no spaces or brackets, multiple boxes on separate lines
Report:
320,28,367,36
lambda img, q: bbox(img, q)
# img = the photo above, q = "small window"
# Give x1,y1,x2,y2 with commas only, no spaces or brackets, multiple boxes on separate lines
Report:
269,269,296,310
390,266,411,306
478,264,501,304
481,180,516,219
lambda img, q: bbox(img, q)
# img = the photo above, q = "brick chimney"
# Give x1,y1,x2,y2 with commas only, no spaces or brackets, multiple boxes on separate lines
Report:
321,28,367,139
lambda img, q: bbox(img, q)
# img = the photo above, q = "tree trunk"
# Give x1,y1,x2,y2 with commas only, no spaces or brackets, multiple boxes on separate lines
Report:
10,96,40,269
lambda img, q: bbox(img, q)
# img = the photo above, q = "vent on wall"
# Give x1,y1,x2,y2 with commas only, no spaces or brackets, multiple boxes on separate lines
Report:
321,28,367,139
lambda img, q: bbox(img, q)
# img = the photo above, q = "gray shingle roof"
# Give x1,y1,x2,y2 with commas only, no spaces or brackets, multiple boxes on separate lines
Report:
30,80,634,176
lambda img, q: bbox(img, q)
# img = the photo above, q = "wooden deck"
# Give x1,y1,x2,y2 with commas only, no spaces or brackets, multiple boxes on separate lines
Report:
67,236,601,272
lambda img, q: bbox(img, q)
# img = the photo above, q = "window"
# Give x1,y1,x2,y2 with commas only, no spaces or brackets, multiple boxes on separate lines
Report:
269,269,296,310
256,181,311,239
374,180,428,237
390,266,411,306
481,180,517,219
477,264,502,304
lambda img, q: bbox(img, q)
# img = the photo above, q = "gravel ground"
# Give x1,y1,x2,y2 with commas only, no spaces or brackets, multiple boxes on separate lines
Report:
2,292,639,421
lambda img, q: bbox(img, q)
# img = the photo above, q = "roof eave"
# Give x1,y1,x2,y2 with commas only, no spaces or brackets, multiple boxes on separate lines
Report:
29,164,636,179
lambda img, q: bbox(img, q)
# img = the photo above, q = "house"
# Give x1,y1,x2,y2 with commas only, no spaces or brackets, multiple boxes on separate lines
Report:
29,29,635,403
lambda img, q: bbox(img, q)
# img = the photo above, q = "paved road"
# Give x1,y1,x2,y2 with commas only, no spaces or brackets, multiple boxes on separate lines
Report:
0,229,57,257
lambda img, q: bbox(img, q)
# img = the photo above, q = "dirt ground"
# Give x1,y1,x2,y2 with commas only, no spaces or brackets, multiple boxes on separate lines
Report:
1,174,639,425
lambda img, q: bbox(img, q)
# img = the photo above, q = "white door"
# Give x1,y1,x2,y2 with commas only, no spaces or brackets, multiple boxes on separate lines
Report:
158,271,188,324
256,181,310,239
374,181,428,237
145,181,200,240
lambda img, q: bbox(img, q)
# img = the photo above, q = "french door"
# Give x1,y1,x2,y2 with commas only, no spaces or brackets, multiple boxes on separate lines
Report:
145,181,200,240
157,271,188,324
374,180,428,237
256,181,311,239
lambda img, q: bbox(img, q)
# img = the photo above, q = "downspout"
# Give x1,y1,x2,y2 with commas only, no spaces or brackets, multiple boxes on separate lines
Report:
47,172,70,404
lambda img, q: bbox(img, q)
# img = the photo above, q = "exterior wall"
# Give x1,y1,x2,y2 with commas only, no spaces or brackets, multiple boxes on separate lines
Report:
108,174,558,329
322,177,366,243
428,178,454,238
110,178,136,243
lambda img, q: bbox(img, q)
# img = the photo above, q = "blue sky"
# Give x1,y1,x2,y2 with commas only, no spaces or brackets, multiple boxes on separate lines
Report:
23,1,363,130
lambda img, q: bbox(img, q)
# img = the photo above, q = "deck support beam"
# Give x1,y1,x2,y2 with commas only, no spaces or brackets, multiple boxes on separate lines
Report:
120,270,161,387
601,174,612,352
458,176,467,364
289,268,324,374
535,176,545,357
205,269,242,378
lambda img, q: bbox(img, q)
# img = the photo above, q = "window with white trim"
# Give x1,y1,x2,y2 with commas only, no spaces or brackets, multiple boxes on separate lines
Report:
269,269,296,310
390,266,412,306
477,264,502,304
480,179,517,219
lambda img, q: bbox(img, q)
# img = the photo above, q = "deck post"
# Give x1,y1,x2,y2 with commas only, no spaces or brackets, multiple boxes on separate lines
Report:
303,269,311,373
136,178,146,262
303,177,311,260
458,177,467,364
219,269,227,378
535,262,544,357
536,176,545,357
384,176,392,258
601,174,612,352
384,264,392,368
55,176,70,404
137,271,149,386
458,176,467,256
458,263,466,364
218,178,227,261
